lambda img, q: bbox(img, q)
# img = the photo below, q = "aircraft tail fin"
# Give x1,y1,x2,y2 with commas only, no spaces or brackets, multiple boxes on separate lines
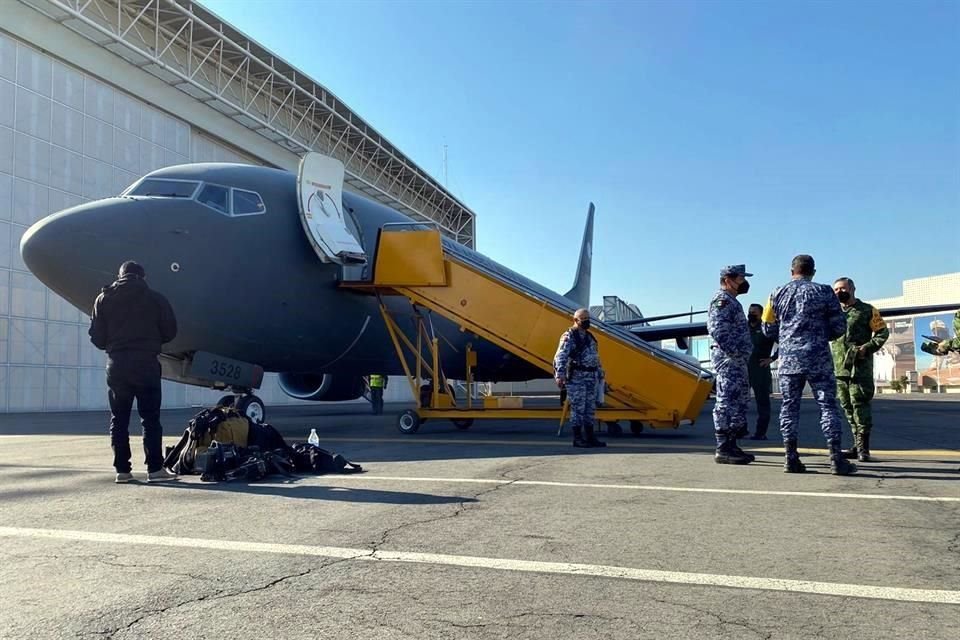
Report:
563,202,594,309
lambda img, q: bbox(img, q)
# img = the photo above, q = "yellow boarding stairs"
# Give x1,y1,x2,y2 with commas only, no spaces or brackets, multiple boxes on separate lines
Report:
343,223,714,434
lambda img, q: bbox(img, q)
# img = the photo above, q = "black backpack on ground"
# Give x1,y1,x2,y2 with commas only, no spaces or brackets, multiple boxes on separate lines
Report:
291,443,364,475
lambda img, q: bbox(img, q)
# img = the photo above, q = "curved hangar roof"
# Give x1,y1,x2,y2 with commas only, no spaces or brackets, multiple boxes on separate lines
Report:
19,0,477,247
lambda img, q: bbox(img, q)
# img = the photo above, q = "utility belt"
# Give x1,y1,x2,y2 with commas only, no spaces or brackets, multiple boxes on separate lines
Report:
570,365,598,373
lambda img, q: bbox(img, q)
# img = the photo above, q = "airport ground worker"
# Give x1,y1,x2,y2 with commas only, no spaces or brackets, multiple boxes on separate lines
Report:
89,261,178,484
830,277,889,462
369,374,387,415
707,265,755,464
747,303,777,440
762,255,856,475
554,308,606,448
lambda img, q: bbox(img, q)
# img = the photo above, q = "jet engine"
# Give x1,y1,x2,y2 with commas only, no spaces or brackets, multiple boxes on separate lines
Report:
277,373,366,401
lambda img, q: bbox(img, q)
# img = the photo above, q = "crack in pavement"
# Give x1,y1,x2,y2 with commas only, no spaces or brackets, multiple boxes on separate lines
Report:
948,531,960,557
93,559,356,639
372,480,514,552
447,610,646,634
372,460,547,552
648,596,773,640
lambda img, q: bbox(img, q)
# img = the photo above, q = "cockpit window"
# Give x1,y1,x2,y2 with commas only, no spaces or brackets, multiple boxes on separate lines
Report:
126,178,200,198
232,189,266,216
196,184,230,214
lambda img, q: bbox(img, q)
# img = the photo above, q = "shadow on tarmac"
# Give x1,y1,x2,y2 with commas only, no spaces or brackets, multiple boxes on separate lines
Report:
147,480,479,505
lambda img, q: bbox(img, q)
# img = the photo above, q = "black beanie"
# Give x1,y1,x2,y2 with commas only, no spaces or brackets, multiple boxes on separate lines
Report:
119,261,146,278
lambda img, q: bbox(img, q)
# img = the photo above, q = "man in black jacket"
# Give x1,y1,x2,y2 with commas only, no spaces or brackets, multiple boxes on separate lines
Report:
89,261,178,483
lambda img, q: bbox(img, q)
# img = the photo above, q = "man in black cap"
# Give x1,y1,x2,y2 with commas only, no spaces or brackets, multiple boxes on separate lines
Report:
89,261,178,483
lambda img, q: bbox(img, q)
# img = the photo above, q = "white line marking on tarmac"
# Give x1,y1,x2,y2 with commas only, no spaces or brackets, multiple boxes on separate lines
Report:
0,526,957,605
304,475,960,503
316,437,960,459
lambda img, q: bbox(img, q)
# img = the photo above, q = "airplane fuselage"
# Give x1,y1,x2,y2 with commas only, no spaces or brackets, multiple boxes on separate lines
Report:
21,163,545,384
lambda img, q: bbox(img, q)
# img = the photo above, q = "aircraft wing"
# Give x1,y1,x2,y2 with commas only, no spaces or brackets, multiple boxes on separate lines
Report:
627,302,959,343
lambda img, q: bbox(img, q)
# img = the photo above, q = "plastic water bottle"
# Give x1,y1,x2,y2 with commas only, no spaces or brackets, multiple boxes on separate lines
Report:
308,428,320,446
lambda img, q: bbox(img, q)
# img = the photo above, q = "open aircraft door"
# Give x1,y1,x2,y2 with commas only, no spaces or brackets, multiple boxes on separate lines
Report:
297,152,367,265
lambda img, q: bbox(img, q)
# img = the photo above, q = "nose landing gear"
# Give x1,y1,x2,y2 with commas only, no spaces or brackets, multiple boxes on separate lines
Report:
217,391,266,423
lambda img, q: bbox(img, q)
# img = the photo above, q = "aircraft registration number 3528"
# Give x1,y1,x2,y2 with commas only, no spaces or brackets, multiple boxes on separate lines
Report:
210,359,243,380
188,351,264,390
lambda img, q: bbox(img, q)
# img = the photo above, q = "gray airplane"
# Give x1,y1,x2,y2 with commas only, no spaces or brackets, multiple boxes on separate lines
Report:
20,159,597,422
20,157,957,423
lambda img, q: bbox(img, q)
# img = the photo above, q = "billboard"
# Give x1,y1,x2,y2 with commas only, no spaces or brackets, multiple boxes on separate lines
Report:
914,313,960,387
872,317,915,384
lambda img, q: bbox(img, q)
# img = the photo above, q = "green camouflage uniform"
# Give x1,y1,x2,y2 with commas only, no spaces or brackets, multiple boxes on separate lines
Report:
830,300,889,453
938,310,960,353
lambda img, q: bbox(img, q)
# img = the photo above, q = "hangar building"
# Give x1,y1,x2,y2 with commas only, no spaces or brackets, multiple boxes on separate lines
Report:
1,0,475,413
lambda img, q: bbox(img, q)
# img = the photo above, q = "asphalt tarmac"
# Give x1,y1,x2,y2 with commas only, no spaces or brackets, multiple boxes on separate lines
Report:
1,395,958,639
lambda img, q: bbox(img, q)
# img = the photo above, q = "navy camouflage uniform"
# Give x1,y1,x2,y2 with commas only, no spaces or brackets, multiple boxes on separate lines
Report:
763,276,854,473
554,327,603,446
707,290,753,445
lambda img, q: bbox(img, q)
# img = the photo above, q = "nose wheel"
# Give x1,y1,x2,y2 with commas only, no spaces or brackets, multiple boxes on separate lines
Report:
218,393,265,423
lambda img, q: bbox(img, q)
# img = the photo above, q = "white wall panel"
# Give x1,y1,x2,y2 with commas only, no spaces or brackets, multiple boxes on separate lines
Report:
9,224,26,272
83,116,114,164
13,132,50,183
15,44,50,97
113,129,140,174
139,141,165,174
0,172,11,219
12,178,49,226
15,88,51,141
9,318,45,365
0,128,12,176
45,367,79,409
47,287,80,323
50,147,84,196
0,34,15,82
113,91,140,135
52,60,84,111
81,157,112,200
8,366,45,411
83,78,113,124
48,189,82,216
11,271,46,318
51,103,84,154
0,80,15,128
79,368,108,410
45,322,79,366
0,221,10,268
0,366,7,412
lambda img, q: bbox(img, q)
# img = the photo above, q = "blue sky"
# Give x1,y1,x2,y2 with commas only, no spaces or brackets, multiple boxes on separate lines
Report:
203,0,959,316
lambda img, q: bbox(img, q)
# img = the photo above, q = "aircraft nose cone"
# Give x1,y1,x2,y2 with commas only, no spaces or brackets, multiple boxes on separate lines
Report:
20,199,131,311
20,210,71,285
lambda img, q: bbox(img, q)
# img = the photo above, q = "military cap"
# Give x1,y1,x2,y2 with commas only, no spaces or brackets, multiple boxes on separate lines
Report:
720,264,753,278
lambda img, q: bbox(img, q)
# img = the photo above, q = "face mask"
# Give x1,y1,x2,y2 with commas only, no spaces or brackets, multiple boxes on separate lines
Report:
837,291,850,304
737,280,750,294
579,320,591,331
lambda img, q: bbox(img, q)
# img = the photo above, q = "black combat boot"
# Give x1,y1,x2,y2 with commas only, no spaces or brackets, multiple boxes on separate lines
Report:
842,429,859,459
735,425,749,439
572,425,590,448
783,439,806,473
858,432,871,462
584,422,606,448
729,438,755,463
715,435,752,465
829,440,858,475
